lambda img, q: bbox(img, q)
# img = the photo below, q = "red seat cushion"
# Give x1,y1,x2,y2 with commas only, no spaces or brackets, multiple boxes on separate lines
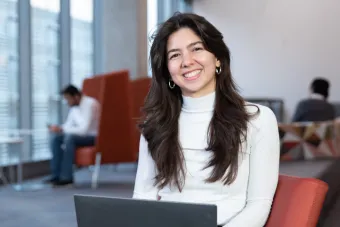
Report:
75,146,96,166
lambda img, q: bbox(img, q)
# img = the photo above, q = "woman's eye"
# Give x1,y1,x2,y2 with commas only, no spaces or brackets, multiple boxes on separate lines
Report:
170,53,180,59
193,47,203,51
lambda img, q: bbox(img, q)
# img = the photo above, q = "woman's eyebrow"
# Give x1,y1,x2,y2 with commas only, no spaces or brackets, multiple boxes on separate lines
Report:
167,41,203,56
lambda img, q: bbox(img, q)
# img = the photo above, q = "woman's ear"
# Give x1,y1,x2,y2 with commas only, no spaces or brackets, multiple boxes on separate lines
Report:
216,59,221,67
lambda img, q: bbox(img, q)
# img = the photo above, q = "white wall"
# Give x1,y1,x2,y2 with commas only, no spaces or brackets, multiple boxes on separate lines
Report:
193,0,340,121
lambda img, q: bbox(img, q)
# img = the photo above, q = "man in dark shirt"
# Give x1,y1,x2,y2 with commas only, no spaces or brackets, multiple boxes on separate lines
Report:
292,78,335,122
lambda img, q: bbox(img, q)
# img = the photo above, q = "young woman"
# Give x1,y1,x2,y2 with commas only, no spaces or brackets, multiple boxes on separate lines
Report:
133,12,280,227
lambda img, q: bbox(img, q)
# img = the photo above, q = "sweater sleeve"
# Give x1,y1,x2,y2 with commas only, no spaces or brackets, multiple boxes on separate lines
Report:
132,135,159,200
225,106,280,227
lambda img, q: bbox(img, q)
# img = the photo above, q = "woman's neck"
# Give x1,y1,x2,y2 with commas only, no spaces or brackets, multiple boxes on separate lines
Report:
182,91,216,113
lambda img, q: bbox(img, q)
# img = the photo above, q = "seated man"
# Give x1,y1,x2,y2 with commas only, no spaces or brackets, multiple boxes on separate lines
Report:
292,78,335,122
45,85,100,186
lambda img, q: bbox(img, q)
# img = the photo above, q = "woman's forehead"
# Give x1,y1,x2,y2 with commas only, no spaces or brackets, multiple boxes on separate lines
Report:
167,28,202,50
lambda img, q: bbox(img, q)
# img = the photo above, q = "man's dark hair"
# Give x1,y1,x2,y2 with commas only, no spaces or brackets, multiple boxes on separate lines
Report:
61,84,81,96
311,78,330,98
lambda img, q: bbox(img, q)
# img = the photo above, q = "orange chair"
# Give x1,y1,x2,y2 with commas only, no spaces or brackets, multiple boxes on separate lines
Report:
130,77,151,157
266,175,328,227
97,70,136,164
81,75,104,103
75,70,139,188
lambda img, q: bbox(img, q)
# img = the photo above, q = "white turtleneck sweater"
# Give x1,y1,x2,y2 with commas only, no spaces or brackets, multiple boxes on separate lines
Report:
133,92,280,227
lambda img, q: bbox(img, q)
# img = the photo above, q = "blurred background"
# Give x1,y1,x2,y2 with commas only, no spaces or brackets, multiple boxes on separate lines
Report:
1,0,340,226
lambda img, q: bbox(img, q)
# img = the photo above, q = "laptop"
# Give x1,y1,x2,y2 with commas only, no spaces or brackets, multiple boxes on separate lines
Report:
74,194,217,227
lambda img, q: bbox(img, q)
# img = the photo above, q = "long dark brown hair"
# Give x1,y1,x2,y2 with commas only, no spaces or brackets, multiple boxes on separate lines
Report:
139,12,258,191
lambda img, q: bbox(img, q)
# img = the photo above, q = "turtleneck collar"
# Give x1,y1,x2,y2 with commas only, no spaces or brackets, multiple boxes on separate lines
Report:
182,91,216,113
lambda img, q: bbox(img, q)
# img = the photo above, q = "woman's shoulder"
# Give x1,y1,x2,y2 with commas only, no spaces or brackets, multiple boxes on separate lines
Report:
244,102,280,152
244,102,278,129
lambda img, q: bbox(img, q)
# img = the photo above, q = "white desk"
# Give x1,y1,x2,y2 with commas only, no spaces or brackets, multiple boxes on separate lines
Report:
0,134,49,191
0,136,23,185
0,137,24,144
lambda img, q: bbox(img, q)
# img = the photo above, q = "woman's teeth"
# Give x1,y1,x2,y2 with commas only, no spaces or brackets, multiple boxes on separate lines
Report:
184,70,201,78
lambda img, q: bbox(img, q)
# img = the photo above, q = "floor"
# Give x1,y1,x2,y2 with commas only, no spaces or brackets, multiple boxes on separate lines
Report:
0,164,137,227
0,160,337,227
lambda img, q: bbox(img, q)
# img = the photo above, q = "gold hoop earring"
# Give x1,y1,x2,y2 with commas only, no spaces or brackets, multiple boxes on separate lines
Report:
169,79,175,89
216,66,222,75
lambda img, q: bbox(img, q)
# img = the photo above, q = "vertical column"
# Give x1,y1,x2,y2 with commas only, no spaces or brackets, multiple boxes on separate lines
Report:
60,0,71,122
172,0,179,14
102,0,147,79
18,0,32,160
157,0,192,23
93,0,104,75
138,0,148,78
158,0,173,23
157,0,165,23
182,0,193,12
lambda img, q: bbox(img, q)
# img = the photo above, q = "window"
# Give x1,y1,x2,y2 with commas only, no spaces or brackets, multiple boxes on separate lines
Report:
70,0,93,89
178,0,192,12
0,0,19,164
30,0,60,160
0,0,98,166
147,0,158,77
147,0,191,77
157,0,192,23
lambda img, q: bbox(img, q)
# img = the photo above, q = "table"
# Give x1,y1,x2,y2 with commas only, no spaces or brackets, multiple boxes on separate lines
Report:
0,131,50,191
0,136,24,185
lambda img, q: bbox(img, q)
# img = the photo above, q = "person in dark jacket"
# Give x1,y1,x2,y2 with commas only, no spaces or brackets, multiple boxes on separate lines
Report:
292,78,335,122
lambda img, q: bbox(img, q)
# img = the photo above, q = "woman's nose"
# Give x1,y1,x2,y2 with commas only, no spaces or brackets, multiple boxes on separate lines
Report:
181,52,195,68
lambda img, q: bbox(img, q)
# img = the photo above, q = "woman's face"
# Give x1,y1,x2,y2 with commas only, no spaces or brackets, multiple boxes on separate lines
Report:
166,27,220,98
